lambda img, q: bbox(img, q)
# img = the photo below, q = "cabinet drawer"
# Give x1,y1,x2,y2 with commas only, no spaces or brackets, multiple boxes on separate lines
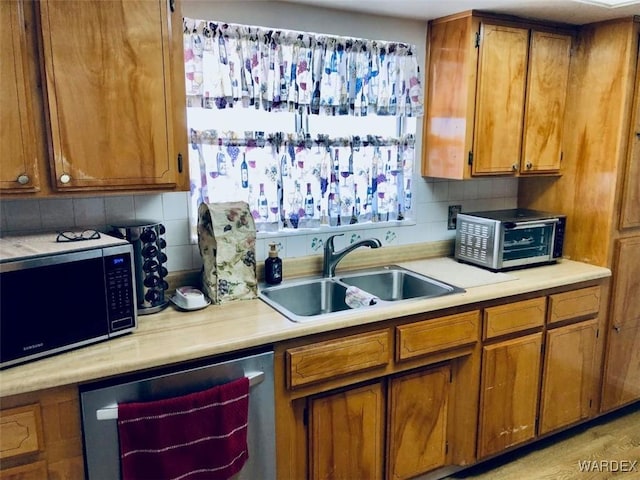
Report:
286,330,390,388
0,460,48,480
483,297,546,339
396,311,480,361
548,286,600,325
0,404,43,460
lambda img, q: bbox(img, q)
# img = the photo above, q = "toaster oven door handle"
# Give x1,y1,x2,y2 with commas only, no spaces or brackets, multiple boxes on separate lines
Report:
95,370,265,421
505,219,560,229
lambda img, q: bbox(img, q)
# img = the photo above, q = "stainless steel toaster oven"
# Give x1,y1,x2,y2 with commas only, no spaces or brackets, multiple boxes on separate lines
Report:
455,208,566,271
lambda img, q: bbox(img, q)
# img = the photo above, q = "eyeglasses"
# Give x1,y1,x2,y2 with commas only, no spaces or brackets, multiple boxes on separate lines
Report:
56,229,101,243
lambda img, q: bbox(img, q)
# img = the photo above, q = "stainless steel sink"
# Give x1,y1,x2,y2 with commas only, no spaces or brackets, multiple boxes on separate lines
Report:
339,267,464,301
259,265,465,323
259,278,351,321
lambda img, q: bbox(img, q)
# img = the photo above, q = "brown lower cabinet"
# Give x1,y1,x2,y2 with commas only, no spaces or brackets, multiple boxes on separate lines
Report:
276,283,604,479
387,365,451,480
0,386,84,480
539,319,599,435
276,310,481,480
478,332,543,458
478,289,600,460
309,382,386,480
308,364,452,480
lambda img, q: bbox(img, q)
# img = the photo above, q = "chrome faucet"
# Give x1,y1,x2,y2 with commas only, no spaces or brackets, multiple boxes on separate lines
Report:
322,234,382,278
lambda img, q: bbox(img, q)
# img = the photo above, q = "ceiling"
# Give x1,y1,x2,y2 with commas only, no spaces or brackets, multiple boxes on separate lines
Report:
280,0,640,25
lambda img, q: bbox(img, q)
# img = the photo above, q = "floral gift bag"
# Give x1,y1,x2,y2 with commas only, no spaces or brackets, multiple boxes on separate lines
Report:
197,201,258,304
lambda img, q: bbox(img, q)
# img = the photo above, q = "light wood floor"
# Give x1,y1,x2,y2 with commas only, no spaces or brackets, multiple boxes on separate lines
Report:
447,402,640,480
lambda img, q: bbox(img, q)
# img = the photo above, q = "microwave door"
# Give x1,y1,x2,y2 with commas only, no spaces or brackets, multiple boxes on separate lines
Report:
502,220,557,267
0,254,110,367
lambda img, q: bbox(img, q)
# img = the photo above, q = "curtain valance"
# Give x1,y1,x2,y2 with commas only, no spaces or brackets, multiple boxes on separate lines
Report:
183,18,424,117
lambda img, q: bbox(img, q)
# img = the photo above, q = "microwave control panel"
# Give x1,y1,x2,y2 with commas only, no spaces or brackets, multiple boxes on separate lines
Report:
104,251,136,333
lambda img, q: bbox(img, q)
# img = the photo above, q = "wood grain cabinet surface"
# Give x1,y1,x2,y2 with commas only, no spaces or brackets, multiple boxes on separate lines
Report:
0,386,83,479
602,237,640,410
396,310,480,360
422,12,572,179
519,18,640,414
276,308,482,480
0,404,42,460
0,461,48,480
619,36,640,230
38,0,187,192
0,1,41,193
483,297,546,339
309,382,385,480
387,365,451,480
539,319,598,435
478,285,603,457
1,0,188,196
286,329,391,389
547,286,600,325
478,332,543,458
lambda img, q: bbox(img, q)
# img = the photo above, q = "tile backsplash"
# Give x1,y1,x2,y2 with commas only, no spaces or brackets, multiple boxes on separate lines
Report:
0,177,517,274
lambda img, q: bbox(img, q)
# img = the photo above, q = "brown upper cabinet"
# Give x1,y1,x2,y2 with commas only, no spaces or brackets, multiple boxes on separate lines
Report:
1,0,188,196
422,12,573,179
1,1,41,193
619,39,640,230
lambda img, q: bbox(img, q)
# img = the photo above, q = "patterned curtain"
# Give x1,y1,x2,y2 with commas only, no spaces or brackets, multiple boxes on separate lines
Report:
183,18,423,117
188,131,415,233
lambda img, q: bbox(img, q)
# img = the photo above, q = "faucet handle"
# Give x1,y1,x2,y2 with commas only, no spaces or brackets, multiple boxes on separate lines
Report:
326,233,344,250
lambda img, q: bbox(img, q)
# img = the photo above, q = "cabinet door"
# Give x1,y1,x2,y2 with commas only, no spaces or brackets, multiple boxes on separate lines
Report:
387,365,450,480
521,31,572,174
39,0,183,191
620,37,640,229
478,332,542,458
0,0,40,193
309,382,384,480
539,320,598,435
473,24,529,175
602,237,640,410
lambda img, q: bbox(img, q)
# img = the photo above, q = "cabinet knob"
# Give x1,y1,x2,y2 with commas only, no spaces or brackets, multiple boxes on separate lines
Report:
16,174,30,185
512,164,519,171
613,325,621,333
526,162,533,170
59,174,71,184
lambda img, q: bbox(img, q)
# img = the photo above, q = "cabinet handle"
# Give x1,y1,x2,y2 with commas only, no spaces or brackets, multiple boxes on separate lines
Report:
95,371,265,420
16,174,30,185
59,174,71,184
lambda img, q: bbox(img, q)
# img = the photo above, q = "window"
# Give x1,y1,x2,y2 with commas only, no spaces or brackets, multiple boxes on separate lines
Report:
183,18,422,239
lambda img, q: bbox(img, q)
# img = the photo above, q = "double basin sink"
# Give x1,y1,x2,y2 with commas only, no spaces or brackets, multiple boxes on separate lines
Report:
259,265,465,322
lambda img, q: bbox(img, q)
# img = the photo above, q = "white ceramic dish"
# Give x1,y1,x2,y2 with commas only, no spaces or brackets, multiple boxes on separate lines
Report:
170,286,210,311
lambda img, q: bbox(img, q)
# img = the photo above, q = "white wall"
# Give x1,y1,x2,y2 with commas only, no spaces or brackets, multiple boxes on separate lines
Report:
0,1,518,273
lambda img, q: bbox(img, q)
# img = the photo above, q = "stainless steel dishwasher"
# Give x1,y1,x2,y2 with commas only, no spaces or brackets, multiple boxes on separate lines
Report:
80,349,275,480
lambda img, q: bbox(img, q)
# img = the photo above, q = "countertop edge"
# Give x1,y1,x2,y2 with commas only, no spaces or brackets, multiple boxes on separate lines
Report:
0,258,611,398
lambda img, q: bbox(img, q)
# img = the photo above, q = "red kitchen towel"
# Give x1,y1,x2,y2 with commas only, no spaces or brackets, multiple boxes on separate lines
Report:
117,376,250,480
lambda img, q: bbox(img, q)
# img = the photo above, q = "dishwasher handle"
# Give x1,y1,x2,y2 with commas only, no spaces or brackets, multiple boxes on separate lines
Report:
95,370,265,421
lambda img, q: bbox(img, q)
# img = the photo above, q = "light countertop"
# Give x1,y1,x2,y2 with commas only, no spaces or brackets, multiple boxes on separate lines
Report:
0,257,610,398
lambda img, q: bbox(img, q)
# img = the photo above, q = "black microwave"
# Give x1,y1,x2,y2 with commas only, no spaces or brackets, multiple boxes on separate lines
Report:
0,232,137,368
454,208,566,271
